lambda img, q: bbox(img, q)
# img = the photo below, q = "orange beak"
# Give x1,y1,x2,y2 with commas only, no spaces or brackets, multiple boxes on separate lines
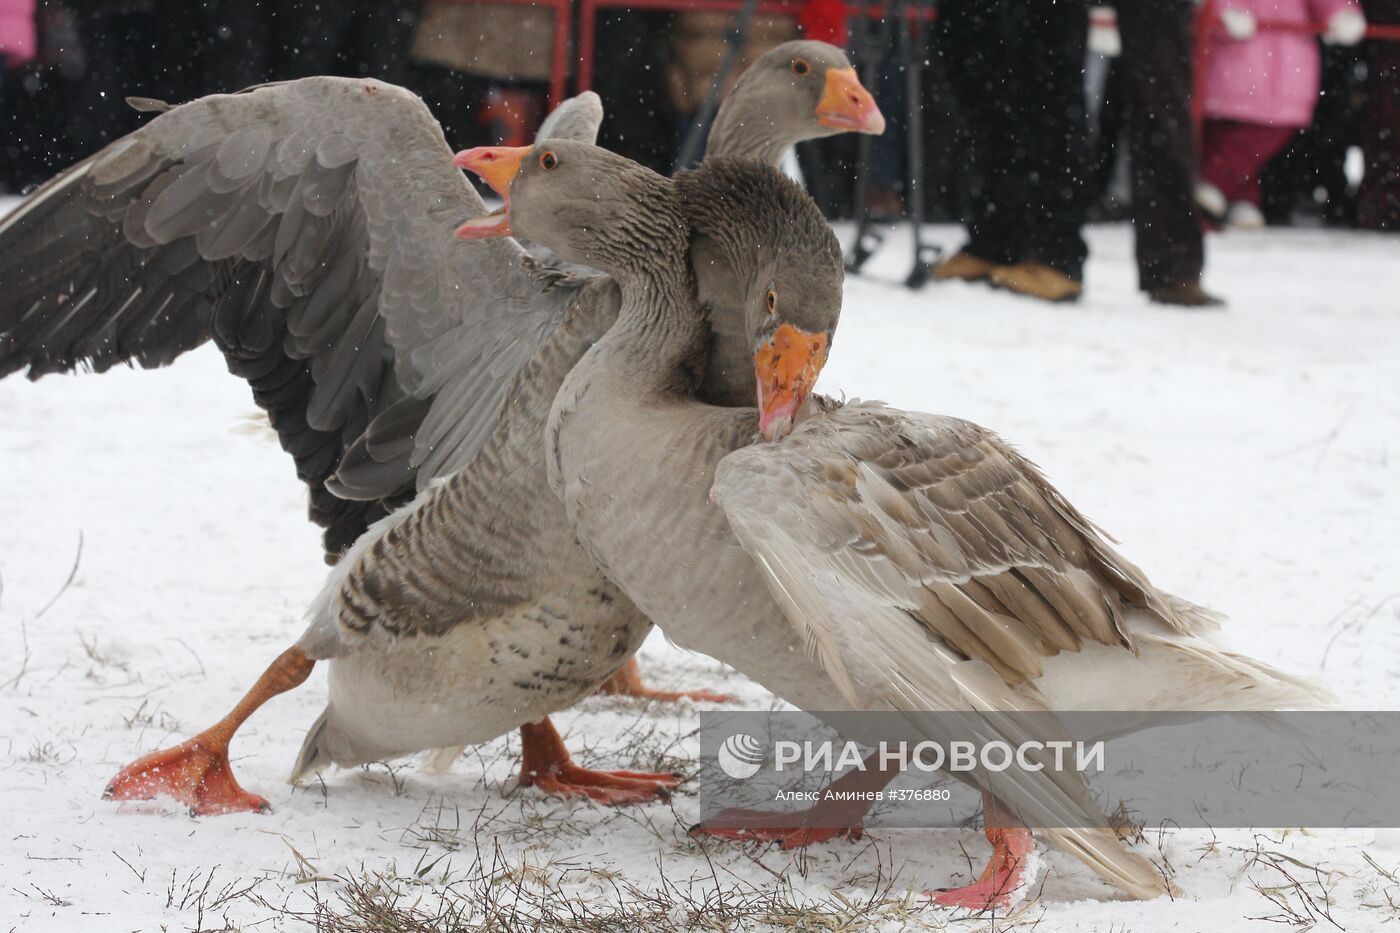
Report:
452,146,530,239
816,67,886,135
754,324,829,441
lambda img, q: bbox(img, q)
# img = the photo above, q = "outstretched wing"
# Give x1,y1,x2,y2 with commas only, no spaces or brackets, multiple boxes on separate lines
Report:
0,77,582,557
535,91,605,143
712,399,1195,897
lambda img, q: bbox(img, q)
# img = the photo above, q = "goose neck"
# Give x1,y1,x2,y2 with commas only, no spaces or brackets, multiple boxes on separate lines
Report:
609,267,705,388
707,104,788,167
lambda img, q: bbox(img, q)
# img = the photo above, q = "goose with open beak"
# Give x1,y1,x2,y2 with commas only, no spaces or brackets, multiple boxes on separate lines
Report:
0,46,882,812
454,145,526,239
459,39,884,706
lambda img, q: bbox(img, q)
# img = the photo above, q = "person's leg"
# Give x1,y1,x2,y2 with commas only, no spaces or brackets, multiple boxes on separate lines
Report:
0,69,7,191
1092,56,1126,204
1260,42,1360,226
1358,0,1400,229
1234,126,1299,207
1201,119,1269,204
936,0,1023,268
345,2,417,83
156,0,269,100
69,6,153,154
594,11,676,175
1199,119,1235,202
1116,0,1213,298
865,56,907,219
266,0,345,79
1015,0,1091,282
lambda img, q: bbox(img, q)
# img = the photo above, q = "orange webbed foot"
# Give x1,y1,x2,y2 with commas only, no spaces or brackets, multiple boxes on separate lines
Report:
518,716,681,806
103,646,314,817
524,762,681,806
104,737,269,816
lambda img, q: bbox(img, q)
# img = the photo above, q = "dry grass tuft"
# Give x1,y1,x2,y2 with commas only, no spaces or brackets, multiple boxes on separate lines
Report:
1226,834,1344,930
247,857,948,932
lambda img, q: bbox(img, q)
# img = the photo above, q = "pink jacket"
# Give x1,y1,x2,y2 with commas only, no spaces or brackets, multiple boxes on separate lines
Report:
0,0,36,68
1202,0,1360,127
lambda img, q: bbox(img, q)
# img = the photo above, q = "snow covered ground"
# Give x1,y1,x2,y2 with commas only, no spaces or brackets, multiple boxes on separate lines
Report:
2,207,1398,930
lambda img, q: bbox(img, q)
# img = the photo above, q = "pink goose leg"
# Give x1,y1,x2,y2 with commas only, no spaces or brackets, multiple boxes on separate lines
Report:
518,717,681,805
928,793,1038,911
104,646,315,815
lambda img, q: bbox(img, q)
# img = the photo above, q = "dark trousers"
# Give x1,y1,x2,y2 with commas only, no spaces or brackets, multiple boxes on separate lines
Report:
1115,0,1206,290
158,0,269,100
938,0,1091,279
592,11,676,175
1260,41,1361,227
70,7,159,155
1358,0,1400,229
265,1,417,83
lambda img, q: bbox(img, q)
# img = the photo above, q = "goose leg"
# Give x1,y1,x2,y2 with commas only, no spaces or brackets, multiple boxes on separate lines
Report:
927,793,1038,911
595,657,734,704
518,717,681,805
104,646,315,816
691,752,889,848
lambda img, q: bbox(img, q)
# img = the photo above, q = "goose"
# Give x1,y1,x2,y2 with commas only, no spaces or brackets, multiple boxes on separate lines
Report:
596,38,884,697
457,141,1331,908
0,45,883,814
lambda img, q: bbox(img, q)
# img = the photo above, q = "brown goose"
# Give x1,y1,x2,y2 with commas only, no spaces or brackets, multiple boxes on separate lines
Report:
459,142,1330,908
0,46,881,813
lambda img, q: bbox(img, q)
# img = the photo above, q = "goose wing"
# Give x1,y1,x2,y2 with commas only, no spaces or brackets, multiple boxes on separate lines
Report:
535,91,605,143
713,400,1204,694
0,78,584,556
712,399,1193,897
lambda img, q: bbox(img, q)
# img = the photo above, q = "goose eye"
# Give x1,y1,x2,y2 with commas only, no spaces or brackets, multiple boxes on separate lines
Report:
791,59,811,77
539,150,558,170
765,290,777,315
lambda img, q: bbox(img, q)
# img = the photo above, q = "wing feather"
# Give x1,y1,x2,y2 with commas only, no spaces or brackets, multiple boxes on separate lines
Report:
535,91,605,144
713,399,1180,897
713,400,1200,689
1,77,587,558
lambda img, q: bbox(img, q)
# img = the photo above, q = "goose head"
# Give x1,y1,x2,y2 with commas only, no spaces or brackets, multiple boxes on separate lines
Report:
674,158,843,441
453,141,683,277
456,146,844,443
742,231,840,442
717,40,886,148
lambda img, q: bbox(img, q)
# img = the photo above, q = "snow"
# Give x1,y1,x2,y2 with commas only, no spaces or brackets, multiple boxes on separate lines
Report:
2,206,1398,929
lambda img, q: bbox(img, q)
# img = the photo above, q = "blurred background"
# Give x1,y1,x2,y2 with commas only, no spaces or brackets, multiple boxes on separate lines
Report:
0,0,1395,232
